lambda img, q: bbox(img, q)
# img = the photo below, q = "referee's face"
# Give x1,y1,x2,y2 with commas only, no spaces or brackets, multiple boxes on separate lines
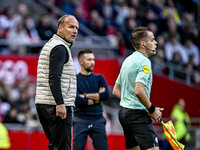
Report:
145,31,157,57
82,53,95,72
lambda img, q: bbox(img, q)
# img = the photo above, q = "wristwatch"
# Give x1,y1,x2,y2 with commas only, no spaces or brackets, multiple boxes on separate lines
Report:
84,93,87,99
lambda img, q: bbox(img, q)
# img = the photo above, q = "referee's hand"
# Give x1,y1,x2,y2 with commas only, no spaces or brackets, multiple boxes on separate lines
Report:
151,107,164,122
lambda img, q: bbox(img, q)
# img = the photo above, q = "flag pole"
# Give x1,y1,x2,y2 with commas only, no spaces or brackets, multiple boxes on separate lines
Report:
160,120,183,150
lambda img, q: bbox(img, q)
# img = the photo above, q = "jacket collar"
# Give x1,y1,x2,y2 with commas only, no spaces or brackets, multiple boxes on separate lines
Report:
53,34,73,48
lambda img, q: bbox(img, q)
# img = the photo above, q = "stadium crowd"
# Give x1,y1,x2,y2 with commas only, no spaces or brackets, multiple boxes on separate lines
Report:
0,0,200,131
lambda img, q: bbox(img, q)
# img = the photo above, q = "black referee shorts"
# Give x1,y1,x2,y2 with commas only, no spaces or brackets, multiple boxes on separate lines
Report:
118,107,159,150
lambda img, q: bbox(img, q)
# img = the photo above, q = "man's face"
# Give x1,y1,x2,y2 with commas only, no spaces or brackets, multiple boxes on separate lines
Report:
59,16,79,43
81,53,95,72
145,31,157,56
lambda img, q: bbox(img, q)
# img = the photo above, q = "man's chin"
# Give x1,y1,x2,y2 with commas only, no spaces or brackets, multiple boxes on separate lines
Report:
69,38,76,43
86,69,93,72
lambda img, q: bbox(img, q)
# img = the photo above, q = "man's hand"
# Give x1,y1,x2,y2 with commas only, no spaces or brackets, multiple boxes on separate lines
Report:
99,87,105,93
81,87,105,105
151,107,164,122
88,99,94,105
56,104,66,119
79,94,84,98
93,87,105,103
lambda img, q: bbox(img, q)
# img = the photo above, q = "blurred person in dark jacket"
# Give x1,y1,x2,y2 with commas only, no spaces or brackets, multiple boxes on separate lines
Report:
36,14,56,40
73,49,110,150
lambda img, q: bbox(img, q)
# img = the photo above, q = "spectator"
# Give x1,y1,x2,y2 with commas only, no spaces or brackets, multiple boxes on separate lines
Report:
106,25,118,49
13,3,30,23
0,99,3,122
0,98,11,122
168,52,185,79
0,6,16,37
0,70,37,128
180,12,195,29
86,10,100,34
0,80,18,104
184,55,196,73
163,0,181,25
87,11,107,36
62,0,80,15
22,15,41,44
45,0,63,18
170,52,183,67
6,21,31,54
195,62,200,73
146,0,165,19
12,3,40,45
53,0,65,8
115,0,129,27
174,0,197,20
122,17,137,51
94,16,107,36
0,60,15,84
82,0,97,21
141,9,159,27
116,30,127,57
0,27,4,39
164,33,188,65
13,90,30,115
183,37,199,67
0,27,9,54
36,14,56,40
27,83,37,117
147,22,158,39
191,72,200,86
162,98,191,150
161,20,181,42
180,22,200,49
128,0,146,20
152,48,166,75
3,107,23,124
126,7,141,27
156,34,166,50
95,0,118,27
12,77,36,125
0,7,2,15
0,122,11,149
74,6,87,27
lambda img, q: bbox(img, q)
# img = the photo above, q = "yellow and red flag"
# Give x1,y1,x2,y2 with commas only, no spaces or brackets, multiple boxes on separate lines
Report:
161,120,185,150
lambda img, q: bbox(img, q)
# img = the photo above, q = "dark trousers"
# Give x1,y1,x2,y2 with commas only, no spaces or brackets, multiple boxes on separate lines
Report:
73,115,108,150
36,104,72,150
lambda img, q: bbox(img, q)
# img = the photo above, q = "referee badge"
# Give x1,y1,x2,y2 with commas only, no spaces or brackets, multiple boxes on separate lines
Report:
143,65,150,74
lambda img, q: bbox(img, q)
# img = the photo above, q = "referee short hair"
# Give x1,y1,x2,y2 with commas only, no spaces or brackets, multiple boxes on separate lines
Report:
131,27,152,50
